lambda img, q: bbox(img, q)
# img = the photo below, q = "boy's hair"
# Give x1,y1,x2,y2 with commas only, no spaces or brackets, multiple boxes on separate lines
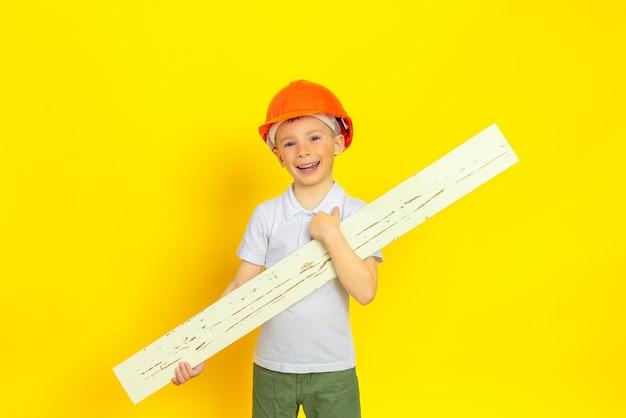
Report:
267,113,341,149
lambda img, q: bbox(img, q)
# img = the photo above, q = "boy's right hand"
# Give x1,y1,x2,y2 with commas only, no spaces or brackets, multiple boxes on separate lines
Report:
171,361,206,385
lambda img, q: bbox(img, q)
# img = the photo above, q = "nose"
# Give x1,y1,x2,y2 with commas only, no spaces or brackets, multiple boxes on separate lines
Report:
297,143,311,157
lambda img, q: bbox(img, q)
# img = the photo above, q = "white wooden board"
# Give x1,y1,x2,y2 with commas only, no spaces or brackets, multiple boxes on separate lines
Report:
113,124,519,404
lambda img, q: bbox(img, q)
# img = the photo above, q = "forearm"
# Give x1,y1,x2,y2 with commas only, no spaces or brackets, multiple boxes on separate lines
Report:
320,229,378,305
221,281,237,298
221,260,263,298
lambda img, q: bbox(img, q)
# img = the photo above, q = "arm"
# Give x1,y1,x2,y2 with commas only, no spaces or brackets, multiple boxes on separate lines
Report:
309,207,378,305
220,260,264,298
172,260,263,385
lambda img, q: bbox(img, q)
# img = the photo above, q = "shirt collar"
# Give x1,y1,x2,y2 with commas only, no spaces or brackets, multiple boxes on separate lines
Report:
282,182,343,221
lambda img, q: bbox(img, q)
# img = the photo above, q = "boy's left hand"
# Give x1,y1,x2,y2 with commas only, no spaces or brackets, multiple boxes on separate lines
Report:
309,207,341,243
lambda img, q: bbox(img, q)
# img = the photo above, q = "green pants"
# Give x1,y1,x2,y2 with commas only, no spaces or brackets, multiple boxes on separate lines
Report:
252,364,361,418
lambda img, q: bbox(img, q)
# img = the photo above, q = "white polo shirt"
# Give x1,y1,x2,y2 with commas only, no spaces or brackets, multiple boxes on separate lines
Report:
237,182,381,373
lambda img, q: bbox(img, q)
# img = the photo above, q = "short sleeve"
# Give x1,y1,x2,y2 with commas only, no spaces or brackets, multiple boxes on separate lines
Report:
236,205,270,267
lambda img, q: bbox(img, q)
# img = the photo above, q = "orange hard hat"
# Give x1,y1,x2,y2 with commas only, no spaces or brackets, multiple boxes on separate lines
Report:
258,80,353,149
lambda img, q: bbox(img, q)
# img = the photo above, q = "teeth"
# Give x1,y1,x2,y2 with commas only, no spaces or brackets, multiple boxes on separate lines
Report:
298,162,318,169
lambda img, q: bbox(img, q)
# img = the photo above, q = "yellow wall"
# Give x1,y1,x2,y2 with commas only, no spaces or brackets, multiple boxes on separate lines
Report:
1,1,624,417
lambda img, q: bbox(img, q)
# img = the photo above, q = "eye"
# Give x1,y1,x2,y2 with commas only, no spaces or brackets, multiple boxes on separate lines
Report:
310,135,321,142
283,141,296,148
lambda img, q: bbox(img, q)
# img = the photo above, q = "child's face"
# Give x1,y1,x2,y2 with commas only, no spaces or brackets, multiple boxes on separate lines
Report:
272,116,345,189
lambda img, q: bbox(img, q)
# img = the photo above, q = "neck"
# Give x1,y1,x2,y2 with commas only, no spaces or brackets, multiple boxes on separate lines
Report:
292,178,335,210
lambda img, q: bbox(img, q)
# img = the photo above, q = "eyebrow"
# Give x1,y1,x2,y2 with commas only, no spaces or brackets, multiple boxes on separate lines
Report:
279,129,326,142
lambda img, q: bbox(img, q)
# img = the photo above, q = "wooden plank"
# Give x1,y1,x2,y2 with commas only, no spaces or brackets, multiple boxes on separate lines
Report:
113,124,519,404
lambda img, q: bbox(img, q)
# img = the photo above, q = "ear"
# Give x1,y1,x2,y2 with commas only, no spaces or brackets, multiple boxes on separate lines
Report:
272,146,285,167
334,134,346,156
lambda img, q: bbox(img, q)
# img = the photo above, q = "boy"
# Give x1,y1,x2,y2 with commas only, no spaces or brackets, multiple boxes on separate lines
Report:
172,80,381,418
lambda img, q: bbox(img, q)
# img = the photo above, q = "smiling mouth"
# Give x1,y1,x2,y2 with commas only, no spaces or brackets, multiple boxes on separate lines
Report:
297,161,320,170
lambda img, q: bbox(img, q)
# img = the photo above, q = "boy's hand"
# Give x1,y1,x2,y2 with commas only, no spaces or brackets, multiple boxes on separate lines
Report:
310,207,341,243
171,361,206,385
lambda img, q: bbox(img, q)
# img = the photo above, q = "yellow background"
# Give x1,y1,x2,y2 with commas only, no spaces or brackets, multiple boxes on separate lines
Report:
1,0,624,417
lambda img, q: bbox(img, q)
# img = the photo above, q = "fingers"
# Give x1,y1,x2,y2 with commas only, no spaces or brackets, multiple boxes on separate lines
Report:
172,362,192,385
171,360,207,386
